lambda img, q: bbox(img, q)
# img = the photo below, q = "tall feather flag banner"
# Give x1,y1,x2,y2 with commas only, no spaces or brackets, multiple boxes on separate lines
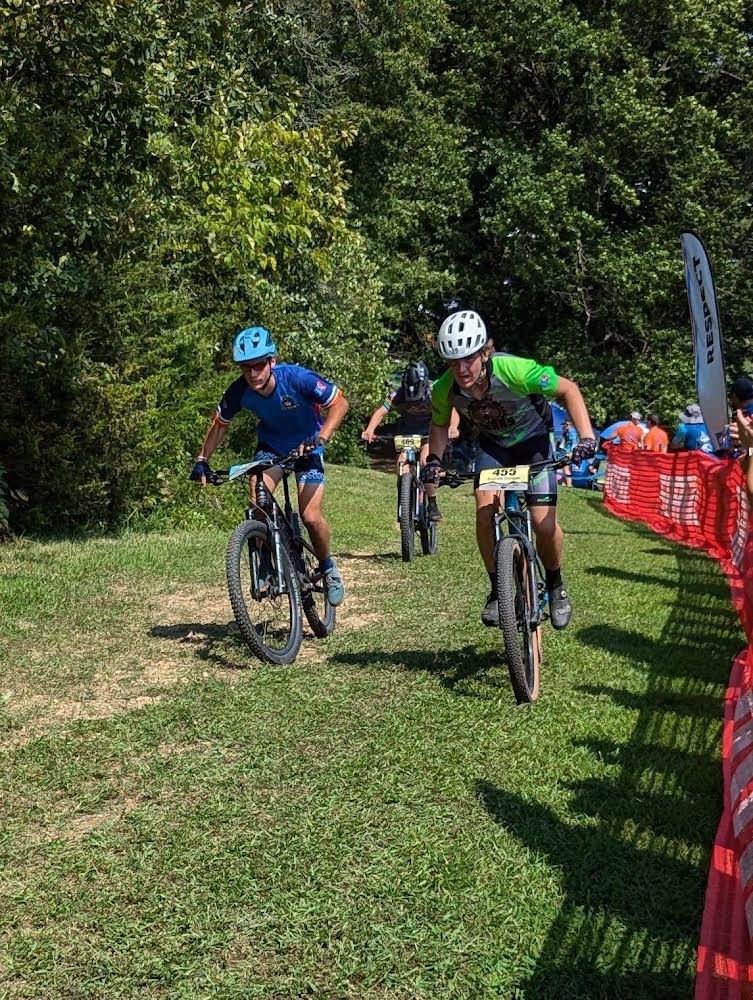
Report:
680,231,729,448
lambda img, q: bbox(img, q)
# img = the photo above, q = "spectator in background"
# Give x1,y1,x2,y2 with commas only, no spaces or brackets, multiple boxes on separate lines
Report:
735,408,753,502
642,413,669,453
612,411,646,451
556,419,578,486
558,419,578,452
671,403,713,453
724,376,753,456
730,376,753,414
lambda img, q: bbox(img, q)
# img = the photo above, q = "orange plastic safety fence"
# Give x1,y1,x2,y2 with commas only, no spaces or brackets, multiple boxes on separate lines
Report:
602,445,753,998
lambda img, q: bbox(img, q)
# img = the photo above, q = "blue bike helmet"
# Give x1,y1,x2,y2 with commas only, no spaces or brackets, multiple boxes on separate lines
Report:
232,326,277,363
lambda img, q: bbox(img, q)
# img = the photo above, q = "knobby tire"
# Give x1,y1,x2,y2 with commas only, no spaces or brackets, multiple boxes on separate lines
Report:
419,489,438,556
496,535,540,703
399,472,416,563
291,521,336,639
226,519,303,665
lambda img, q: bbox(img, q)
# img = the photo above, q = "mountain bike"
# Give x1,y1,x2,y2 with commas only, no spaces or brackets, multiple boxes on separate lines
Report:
441,456,570,703
210,453,335,664
395,434,437,562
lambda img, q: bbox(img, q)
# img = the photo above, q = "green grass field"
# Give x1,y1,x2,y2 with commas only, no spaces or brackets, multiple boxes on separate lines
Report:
0,466,743,999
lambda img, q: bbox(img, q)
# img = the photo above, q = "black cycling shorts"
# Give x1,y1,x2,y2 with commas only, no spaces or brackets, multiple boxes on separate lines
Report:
474,433,557,507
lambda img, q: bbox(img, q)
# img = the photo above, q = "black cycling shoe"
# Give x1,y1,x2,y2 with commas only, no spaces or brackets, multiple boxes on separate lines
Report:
481,591,499,628
549,586,572,629
427,497,443,522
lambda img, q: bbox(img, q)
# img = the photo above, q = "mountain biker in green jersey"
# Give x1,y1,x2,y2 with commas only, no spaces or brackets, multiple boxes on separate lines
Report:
422,310,597,629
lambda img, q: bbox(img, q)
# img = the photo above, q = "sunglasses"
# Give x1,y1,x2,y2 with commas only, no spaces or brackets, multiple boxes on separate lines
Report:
239,358,272,373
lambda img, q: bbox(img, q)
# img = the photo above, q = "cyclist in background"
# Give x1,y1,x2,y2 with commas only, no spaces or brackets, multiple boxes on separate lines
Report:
422,310,596,629
190,326,349,606
362,361,457,522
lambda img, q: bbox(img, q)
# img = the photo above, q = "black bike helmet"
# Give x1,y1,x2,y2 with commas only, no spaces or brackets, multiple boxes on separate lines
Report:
401,361,430,400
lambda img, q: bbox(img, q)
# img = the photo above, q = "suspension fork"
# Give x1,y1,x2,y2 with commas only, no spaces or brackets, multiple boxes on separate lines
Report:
253,476,288,596
495,492,540,623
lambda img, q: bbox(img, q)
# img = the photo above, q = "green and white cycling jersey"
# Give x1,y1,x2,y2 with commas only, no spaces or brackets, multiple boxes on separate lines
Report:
431,353,560,447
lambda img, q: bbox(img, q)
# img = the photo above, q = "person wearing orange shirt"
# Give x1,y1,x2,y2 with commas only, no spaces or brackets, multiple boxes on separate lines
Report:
612,411,646,451
642,413,669,453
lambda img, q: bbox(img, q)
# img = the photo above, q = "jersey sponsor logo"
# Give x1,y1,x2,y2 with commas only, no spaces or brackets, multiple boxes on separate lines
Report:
315,380,327,393
281,396,298,411
467,397,514,432
539,374,551,388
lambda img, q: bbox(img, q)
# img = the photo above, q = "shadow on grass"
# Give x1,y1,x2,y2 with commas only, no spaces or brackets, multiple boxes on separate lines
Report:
337,550,403,562
152,623,236,642
478,516,737,997
586,563,732,598
149,621,257,670
576,623,737,687
330,645,503,697
566,529,624,536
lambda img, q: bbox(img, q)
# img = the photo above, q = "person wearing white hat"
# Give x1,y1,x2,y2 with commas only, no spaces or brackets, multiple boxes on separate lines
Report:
670,404,713,453
610,411,645,451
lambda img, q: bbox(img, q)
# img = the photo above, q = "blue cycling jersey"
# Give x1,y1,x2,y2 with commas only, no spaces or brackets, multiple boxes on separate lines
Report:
671,421,713,453
558,427,578,451
216,364,339,455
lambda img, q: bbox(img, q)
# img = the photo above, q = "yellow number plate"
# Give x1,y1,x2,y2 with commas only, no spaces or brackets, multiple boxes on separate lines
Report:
477,465,531,490
394,434,423,451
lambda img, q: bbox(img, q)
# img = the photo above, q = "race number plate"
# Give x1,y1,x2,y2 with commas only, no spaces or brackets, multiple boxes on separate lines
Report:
477,465,531,491
394,434,423,451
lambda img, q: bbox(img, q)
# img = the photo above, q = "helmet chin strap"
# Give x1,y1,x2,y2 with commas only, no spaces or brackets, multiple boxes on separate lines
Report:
474,365,489,388
257,360,275,393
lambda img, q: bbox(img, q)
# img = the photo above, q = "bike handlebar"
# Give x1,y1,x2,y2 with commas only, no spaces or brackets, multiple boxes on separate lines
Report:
206,449,302,486
436,453,575,489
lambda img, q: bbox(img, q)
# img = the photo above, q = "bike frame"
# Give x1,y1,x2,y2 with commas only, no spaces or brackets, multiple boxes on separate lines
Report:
440,454,569,629
215,455,319,601
492,492,547,629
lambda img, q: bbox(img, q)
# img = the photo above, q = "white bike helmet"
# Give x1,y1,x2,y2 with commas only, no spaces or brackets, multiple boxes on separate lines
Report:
437,311,487,359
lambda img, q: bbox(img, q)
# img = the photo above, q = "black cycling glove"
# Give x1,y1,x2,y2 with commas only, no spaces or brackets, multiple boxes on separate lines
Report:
421,454,443,486
190,459,212,482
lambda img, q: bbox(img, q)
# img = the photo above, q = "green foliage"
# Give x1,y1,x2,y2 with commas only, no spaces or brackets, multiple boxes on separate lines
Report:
446,0,753,419
2,0,753,530
0,0,388,531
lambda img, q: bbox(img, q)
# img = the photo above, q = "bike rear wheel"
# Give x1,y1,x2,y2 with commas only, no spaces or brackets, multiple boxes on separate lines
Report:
496,535,540,703
419,501,438,556
398,472,416,562
297,536,336,638
226,519,303,664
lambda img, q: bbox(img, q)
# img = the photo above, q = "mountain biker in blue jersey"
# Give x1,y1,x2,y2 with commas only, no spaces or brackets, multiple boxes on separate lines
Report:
423,310,597,630
190,326,350,606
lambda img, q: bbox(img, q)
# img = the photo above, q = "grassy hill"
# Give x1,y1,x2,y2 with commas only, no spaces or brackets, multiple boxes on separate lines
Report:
0,466,743,998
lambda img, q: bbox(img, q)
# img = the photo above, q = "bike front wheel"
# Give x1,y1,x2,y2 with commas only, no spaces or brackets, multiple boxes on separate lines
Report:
495,536,541,703
226,519,303,664
419,501,438,556
398,472,416,563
